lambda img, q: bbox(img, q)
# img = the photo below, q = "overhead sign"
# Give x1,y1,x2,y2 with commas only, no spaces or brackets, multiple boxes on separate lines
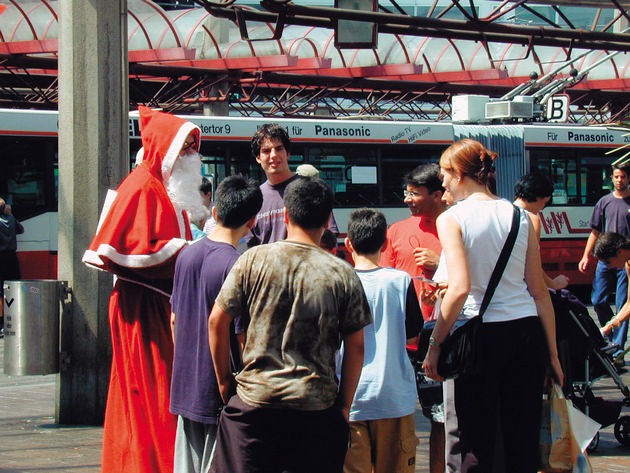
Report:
334,0,378,49
523,125,625,147
546,95,570,123
128,116,454,144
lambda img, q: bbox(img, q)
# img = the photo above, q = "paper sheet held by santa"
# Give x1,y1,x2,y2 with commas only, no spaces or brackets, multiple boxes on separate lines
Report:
83,106,208,472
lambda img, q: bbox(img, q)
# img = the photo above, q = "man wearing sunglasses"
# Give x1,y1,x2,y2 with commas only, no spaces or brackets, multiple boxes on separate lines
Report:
380,164,446,311
83,107,205,473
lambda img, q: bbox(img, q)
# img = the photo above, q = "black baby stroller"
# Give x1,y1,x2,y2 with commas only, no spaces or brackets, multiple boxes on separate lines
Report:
551,289,630,449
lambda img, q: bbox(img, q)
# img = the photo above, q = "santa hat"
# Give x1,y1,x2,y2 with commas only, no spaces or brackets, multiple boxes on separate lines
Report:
137,106,201,183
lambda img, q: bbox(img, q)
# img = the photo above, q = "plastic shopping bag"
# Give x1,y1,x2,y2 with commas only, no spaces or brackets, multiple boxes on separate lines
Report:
540,384,600,473
567,398,599,473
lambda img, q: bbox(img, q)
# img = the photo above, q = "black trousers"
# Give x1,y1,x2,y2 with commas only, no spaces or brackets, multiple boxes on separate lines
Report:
454,316,547,473
210,394,350,473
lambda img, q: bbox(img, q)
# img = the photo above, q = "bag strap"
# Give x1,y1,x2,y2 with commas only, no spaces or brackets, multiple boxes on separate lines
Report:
478,204,521,319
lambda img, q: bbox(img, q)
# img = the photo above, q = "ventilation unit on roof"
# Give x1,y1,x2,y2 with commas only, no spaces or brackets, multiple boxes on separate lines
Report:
485,100,534,120
452,95,489,122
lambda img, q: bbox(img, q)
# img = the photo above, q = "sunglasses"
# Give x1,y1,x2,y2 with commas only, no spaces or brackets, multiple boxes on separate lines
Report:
182,138,197,150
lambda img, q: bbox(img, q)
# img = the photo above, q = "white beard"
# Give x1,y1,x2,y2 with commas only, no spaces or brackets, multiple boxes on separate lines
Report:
166,151,209,223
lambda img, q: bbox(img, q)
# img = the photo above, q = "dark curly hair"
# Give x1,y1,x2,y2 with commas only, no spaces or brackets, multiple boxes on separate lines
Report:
593,232,630,263
251,123,292,159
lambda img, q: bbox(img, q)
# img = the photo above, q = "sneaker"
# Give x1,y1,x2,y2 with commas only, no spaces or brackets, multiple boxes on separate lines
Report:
0,326,3,338
602,341,619,356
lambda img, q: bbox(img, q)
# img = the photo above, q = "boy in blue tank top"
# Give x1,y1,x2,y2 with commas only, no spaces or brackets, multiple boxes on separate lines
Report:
342,208,424,473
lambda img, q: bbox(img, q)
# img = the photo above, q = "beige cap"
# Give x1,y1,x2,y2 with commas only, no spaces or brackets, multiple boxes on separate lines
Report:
296,164,320,177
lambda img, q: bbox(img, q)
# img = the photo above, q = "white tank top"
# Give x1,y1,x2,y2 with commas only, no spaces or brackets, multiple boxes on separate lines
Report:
445,198,537,323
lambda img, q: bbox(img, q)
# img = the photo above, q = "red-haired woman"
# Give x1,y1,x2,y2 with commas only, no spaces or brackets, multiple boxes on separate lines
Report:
423,139,563,472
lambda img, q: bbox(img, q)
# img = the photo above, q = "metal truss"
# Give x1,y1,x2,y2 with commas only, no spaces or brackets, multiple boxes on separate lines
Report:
182,0,630,123
196,0,630,52
1,0,630,123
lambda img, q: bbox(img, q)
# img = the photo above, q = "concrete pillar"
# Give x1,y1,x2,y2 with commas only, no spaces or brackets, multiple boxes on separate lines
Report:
202,95,229,116
56,0,128,424
202,16,229,117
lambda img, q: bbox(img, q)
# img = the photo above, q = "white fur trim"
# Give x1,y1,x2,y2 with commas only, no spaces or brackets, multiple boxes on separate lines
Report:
161,122,200,183
135,148,144,166
82,238,187,269
176,209,187,240
81,250,108,270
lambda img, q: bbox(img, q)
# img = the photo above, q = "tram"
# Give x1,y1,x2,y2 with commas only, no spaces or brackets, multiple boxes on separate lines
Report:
1,108,626,284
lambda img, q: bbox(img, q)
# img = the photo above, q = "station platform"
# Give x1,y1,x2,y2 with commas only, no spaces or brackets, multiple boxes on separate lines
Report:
1,337,629,472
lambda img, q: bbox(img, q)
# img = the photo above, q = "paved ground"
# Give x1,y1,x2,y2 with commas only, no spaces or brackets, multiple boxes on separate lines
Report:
1,328,630,472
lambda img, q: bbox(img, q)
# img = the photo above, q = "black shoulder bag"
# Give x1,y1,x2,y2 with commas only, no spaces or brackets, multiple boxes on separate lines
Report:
437,205,521,380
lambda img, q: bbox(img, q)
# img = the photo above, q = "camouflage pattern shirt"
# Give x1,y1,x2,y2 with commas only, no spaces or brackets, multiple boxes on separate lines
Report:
216,240,372,410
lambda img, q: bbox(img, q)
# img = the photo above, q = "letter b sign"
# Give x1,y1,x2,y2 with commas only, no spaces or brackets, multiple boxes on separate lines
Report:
546,95,569,122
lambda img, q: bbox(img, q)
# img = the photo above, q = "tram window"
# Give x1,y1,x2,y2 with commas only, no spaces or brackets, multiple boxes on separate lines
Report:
54,152,59,205
198,142,231,185
308,146,377,207
381,162,419,205
380,146,442,206
532,158,582,204
0,137,57,220
581,157,613,204
554,161,571,204
228,142,264,181
200,156,224,184
130,139,142,169
531,150,616,205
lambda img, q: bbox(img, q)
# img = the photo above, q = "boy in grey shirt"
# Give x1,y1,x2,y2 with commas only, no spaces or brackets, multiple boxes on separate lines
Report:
209,177,372,473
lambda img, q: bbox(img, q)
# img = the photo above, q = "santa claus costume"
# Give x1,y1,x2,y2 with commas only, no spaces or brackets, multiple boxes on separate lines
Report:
83,107,199,472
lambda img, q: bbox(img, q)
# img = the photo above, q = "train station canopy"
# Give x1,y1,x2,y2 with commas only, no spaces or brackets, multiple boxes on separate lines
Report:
1,0,630,122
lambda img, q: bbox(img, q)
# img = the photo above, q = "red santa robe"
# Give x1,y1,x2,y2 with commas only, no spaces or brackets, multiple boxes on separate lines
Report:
83,107,199,473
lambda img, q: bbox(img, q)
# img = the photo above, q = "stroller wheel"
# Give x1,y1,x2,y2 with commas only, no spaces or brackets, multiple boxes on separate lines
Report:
614,415,630,446
586,432,599,452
